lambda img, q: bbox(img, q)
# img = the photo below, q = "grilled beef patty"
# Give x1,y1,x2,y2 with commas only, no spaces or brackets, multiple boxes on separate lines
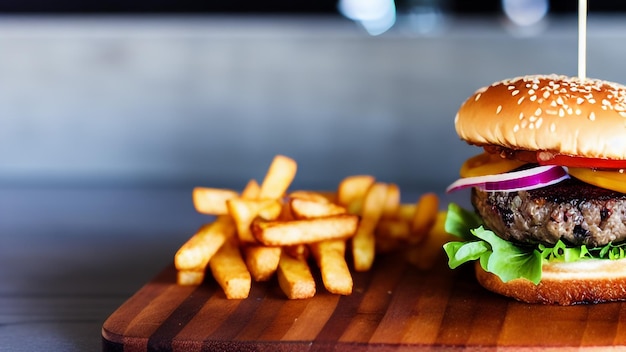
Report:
471,178,626,247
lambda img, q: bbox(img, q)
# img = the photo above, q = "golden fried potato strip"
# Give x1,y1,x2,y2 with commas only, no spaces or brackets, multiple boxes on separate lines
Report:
174,215,235,271
209,238,251,299
177,270,205,286
277,251,316,299
227,198,282,243
411,192,439,244
382,183,401,219
243,245,281,282
337,175,375,213
259,155,297,200
311,239,353,295
352,182,387,271
289,197,347,219
252,214,358,246
192,187,238,215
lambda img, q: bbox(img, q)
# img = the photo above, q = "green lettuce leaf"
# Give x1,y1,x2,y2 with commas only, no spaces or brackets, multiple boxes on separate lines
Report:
443,203,626,285
471,226,542,284
444,203,482,240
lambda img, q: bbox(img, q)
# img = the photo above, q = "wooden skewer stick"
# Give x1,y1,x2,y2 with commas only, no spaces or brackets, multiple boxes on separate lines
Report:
578,0,587,81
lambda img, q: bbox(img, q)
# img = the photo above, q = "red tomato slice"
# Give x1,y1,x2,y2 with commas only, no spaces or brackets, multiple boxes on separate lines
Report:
537,153,626,170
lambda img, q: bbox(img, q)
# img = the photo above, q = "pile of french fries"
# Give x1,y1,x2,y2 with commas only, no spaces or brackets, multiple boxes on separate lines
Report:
174,155,443,299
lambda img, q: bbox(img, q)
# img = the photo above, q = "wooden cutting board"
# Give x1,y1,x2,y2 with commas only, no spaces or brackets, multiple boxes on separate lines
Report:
101,247,626,351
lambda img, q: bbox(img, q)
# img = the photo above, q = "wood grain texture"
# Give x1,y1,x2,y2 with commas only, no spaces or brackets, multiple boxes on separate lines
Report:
102,253,626,351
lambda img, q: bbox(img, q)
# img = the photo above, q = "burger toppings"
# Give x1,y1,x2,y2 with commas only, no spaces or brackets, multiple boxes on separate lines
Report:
446,165,569,193
537,152,626,170
451,151,626,195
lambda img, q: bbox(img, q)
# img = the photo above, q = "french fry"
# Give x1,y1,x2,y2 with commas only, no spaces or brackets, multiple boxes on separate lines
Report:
337,175,375,207
382,183,401,219
289,197,347,219
192,187,239,215
243,245,282,281
279,198,295,221
288,190,331,203
397,203,417,222
283,243,310,260
252,214,359,246
317,191,338,203
411,192,440,244
311,239,353,295
241,179,261,200
227,198,283,243
277,251,316,299
258,200,283,220
175,216,235,271
177,270,205,286
352,182,387,271
259,155,297,199
209,238,251,299
405,211,456,270
376,219,411,240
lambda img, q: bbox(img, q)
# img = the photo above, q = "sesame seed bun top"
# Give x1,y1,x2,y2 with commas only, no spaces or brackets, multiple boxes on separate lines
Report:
455,74,626,160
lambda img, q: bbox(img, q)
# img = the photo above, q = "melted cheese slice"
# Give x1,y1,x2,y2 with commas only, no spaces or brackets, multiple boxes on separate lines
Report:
568,168,626,194
459,152,526,178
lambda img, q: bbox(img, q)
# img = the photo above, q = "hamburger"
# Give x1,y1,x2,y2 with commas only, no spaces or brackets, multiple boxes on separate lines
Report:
443,74,626,305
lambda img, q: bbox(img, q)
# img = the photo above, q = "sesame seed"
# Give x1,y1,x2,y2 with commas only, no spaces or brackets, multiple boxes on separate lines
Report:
513,124,520,132
496,105,502,114
575,109,581,115
529,89,535,95
550,122,557,132
512,90,520,96
577,97,585,104
530,95,537,102
518,97,525,105
620,112,626,118
508,85,515,90
543,91,550,99
475,93,482,102
535,117,543,128
535,108,542,116
519,112,524,120
529,115,537,122
559,108,565,117
589,111,596,121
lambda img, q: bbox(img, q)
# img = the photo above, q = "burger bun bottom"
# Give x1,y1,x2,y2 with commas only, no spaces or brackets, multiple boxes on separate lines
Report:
475,258,626,305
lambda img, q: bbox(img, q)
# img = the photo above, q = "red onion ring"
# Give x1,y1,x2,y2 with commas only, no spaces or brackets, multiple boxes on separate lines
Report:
446,165,570,193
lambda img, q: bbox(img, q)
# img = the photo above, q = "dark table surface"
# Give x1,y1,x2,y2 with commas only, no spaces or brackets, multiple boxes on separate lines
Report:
0,186,210,351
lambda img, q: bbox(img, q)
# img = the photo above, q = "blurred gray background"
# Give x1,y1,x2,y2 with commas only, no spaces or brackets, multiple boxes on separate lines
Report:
2,10,626,195
4,6,626,351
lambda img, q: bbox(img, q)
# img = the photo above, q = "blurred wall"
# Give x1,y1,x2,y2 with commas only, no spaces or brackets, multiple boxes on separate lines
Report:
1,15,625,194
